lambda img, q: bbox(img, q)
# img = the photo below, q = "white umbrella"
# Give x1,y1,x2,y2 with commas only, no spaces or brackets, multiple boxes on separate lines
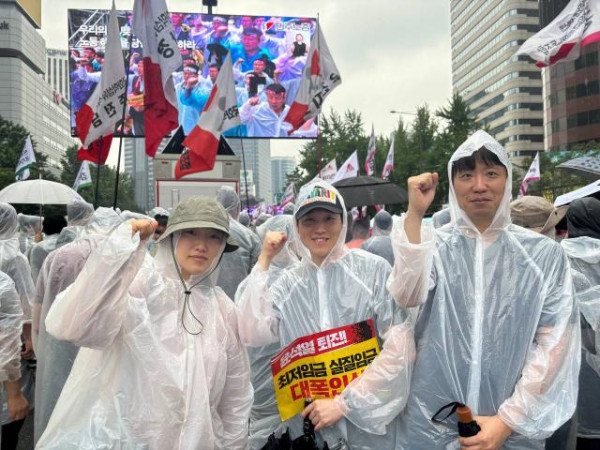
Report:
0,179,84,205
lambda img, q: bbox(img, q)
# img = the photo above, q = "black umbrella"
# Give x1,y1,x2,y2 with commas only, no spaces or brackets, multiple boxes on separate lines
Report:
557,156,600,181
332,176,408,208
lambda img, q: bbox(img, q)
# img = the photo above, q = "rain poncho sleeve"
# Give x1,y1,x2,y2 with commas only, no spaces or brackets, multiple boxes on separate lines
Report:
386,214,436,308
236,265,279,346
45,222,147,349
216,293,254,449
336,260,415,435
0,274,23,383
496,244,579,439
8,254,34,324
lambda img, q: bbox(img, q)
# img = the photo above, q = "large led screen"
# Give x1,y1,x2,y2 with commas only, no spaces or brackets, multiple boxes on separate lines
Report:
68,10,317,139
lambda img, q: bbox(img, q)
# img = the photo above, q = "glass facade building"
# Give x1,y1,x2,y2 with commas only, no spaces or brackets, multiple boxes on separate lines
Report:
450,0,543,159
540,0,600,151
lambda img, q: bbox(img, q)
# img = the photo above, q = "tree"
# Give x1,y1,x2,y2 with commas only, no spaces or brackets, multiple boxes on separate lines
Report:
513,143,599,199
60,145,142,212
297,109,369,185
430,93,481,211
0,115,58,191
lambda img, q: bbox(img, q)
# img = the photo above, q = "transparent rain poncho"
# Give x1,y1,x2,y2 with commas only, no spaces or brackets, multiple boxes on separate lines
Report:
0,272,23,384
236,214,300,449
216,187,261,299
37,218,252,449
0,203,34,322
432,207,451,229
29,234,60,285
17,213,42,256
67,201,94,226
387,130,580,449
236,179,415,449
360,211,394,266
33,208,122,444
561,203,600,440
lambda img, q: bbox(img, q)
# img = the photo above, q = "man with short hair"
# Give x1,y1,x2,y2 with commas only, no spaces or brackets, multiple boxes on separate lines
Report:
388,130,580,449
230,28,272,73
240,83,290,137
175,63,210,135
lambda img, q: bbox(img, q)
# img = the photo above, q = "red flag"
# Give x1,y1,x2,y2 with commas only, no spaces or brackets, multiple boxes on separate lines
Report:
284,23,342,134
75,1,125,165
132,0,182,157
175,53,240,179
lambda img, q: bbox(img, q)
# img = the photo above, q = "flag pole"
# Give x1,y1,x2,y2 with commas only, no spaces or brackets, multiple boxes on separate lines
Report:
113,13,135,209
315,14,323,176
239,138,250,210
94,159,102,208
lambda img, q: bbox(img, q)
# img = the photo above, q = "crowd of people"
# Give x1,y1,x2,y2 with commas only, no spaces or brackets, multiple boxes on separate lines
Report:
69,13,318,138
1,130,598,449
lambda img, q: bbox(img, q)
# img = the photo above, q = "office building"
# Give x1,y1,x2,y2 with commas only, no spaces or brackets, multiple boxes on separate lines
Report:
271,156,297,200
450,0,543,159
228,139,272,203
540,0,600,151
0,0,75,174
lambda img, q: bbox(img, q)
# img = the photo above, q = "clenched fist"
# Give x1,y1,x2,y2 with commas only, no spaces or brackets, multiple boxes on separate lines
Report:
407,172,439,218
258,231,287,270
130,219,158,240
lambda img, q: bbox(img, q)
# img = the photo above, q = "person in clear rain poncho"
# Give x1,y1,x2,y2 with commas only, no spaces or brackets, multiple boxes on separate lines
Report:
36,197,252,449
236,214,300,449
361,210,394,266
387,130,580,449
0,203,35,447
560,197,600,448
29,215,67,284
216,186,261,300
55,201,95,247
0,272,28,445
16,213,42,257
237,179,415,450
33,207,122,444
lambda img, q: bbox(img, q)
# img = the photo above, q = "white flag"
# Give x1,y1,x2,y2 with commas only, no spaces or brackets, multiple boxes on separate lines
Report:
15,135,35,181
320,159,338,183
284,23,342,134
520,152,541,196
75,1,126,151
364,125,376,176
332,151,359,183
382,136,395,180
73,161,92,192
176,53,240,178
516,0,600,67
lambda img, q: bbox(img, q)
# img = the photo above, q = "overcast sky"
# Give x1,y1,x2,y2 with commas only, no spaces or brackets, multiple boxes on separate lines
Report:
40,0,453,165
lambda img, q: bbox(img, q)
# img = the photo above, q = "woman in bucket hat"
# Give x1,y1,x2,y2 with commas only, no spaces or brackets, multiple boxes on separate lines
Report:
37,197,252,449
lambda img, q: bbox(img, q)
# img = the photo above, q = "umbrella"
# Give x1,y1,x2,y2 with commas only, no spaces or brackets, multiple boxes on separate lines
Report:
332,176,407,208
557,156,600,181
0,179,83,205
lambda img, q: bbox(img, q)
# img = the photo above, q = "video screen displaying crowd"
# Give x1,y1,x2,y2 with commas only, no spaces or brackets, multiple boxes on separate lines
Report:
68,11,318,140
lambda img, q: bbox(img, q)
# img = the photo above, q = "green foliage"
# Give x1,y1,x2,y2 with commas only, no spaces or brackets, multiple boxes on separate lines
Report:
60,145,142,212
0,115,58,191
512,143,599,199
296,95,598,217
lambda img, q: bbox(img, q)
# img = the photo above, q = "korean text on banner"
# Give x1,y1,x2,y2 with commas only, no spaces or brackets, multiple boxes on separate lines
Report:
271,319,380,421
